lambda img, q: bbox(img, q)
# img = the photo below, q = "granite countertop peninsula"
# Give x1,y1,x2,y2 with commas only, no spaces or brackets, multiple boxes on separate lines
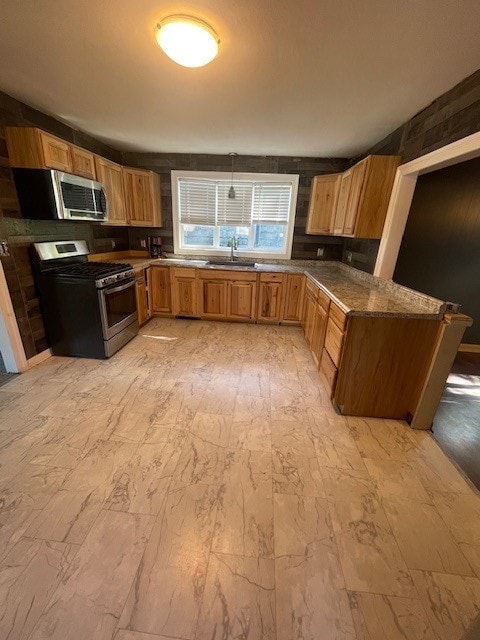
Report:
97,254,447,320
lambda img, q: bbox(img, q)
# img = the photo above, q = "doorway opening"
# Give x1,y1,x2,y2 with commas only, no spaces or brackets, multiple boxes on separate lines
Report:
376,142,480,489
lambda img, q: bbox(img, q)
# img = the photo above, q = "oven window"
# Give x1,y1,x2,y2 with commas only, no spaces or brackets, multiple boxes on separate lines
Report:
103,283,136,329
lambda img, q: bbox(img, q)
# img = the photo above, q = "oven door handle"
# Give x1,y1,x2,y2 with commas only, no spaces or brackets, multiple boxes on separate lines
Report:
102,280,135,295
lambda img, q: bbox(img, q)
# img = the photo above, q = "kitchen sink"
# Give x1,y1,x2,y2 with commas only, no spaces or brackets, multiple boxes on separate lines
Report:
206,260,257,268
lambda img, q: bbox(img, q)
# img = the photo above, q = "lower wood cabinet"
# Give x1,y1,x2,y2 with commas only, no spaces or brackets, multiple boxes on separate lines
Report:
135,271,151,326
149,266,171,314
228,279,257,320
198,278,228,319
319,349,337,399
171,268,197,317
324,316,344,367
197,269,257,321
301,276,442,420
282,274,305,323
257,273,284,323
311,303,329,367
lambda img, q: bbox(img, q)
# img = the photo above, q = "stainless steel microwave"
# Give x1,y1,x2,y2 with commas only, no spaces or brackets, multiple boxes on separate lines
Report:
12,168,109,222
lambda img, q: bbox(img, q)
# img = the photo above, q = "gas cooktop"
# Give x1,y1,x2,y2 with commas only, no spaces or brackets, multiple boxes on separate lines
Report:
47,261,132,279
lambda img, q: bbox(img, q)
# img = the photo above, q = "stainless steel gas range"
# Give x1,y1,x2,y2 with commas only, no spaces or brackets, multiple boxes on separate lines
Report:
32,240,138,358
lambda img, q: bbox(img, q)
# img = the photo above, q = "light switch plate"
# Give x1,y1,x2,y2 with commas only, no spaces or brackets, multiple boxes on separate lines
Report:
317,248,324,257
140,239,146,248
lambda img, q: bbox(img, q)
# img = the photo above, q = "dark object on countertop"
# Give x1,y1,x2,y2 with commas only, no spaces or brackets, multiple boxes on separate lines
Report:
147,236,163,258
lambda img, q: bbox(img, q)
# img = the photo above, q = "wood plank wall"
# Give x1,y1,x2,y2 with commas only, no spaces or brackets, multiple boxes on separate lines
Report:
342,68,480,272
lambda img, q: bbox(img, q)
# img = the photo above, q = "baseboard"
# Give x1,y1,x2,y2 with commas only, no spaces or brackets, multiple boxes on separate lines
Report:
27,348,52,368
458,343,480,353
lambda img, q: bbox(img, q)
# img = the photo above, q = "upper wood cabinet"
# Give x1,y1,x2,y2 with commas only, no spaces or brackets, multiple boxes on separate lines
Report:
306,155,400,239
123,167,162,227
332,169,352,234
6,126,163,228
6,127,73,172
348,155,400,238
306,174,341,234
71,145,97,179
95,156,127,225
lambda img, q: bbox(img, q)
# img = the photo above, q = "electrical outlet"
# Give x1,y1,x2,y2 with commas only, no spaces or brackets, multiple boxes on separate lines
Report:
347,251,353,263
316,248,324,257
140,239,146,248
111,240,116,249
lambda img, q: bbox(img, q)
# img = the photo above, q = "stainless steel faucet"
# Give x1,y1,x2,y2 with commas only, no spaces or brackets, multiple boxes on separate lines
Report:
230,235,238,261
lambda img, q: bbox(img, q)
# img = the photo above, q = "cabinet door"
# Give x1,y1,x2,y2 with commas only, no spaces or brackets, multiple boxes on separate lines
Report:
304,293,316,346
95,157,127,225
135,277,149,326
149,267,171,313
311,303,328,367
306,174,341,234
228,281,256,321
282,274,305,323
123,169,162,227
199,280,228,319
343,159,368,235
71,146,96,179
40,132,72,172
257,281,283,322
123,168,152,226
333,170,352,234
172,273,197,317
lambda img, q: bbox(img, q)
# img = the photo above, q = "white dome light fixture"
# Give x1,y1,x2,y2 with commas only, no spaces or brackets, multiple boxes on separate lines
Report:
155,15,220,68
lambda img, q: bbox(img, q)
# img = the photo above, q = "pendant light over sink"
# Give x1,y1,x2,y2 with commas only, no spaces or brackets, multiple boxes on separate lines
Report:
155,15,220,68
228,152,237,199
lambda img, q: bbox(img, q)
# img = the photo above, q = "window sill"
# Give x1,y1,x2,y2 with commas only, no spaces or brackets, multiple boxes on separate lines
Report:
175,248,292,261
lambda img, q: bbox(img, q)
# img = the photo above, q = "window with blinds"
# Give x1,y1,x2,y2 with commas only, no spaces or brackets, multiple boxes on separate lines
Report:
173,171,299,259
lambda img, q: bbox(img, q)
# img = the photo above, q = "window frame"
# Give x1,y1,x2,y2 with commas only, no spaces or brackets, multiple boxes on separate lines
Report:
171,170,299,260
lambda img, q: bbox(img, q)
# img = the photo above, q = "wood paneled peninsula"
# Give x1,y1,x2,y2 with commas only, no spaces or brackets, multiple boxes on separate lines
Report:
91,254,467,427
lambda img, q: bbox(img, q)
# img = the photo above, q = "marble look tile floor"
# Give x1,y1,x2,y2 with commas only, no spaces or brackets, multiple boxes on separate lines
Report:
0,318,479,640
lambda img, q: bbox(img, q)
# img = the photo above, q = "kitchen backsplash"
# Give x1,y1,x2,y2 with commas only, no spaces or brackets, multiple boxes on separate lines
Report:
122,152,348,261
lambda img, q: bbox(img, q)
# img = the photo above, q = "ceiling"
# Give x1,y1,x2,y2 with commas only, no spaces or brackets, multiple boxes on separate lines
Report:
0,0,479,157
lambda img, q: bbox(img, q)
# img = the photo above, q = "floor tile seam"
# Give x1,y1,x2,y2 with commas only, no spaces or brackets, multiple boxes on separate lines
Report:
380,496,478,579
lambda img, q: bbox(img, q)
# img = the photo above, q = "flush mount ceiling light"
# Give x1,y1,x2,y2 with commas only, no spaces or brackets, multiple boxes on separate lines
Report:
155,15,220,68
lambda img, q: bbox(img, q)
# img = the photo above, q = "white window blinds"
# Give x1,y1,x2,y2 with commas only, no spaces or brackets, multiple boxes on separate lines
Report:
178,178,216,226
252,183,292,224
178,177,293,227
217,182,253,226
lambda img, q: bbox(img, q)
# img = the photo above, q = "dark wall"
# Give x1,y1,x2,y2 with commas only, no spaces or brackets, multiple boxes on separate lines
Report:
123,152,348,260
0,92,128,358
342,68,480,271
394,157,480,344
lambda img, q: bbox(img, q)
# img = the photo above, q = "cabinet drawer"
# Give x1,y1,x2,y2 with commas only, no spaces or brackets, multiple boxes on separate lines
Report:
259,272,284,283
319,349,337,399
329,301,347,330
171,267,195,278
325,316,344,366
197,269,257,282
317,288,331,313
